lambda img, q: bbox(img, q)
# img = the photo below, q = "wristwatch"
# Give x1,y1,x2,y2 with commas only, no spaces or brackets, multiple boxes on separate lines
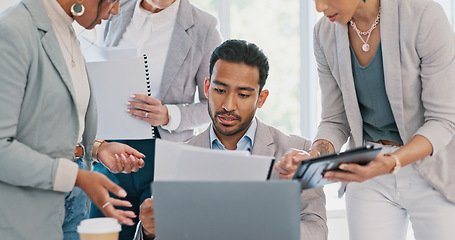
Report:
384,153,401,175
92,138,106,162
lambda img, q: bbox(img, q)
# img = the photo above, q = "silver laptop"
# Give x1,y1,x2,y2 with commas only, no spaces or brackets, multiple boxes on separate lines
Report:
152,181,301,240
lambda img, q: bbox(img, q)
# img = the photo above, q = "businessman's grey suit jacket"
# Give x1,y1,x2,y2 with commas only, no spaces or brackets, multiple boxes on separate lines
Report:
101,0,223,142
313,0,455,202
188,119,328,240
0,0,97,239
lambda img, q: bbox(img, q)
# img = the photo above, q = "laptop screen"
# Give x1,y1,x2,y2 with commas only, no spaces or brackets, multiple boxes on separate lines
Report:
152,181,301,240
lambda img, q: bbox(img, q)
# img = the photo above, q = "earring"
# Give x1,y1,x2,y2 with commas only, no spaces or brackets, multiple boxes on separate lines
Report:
71,0,85,17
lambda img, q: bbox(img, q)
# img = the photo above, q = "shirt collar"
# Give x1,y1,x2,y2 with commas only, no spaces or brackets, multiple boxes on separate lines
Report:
210,118,257,153
41,0,74,31
133,0,180,31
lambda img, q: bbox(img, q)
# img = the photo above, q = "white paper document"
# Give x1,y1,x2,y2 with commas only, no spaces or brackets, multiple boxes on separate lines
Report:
80,37,153,139
79,36,137,61
154,139,274,181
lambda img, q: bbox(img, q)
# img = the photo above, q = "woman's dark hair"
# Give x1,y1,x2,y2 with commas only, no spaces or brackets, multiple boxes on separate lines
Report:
209,39,270,91
87,0,116,29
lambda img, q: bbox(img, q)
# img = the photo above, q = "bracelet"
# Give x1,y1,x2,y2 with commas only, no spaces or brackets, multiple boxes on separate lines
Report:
92,138,106,162
384,152,401,175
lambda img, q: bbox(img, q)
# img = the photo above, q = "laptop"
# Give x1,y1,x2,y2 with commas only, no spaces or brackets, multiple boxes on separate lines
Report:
152,181,301,240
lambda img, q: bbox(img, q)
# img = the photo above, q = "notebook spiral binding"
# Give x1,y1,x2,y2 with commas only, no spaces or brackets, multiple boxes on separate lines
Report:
143,54,152,97
143,54,156,138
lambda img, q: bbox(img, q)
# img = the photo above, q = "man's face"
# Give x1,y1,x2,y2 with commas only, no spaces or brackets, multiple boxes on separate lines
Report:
204,60,268,139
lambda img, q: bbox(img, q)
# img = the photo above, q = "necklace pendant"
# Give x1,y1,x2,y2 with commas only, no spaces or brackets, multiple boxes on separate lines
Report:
71,59,76,67
362,43,370,52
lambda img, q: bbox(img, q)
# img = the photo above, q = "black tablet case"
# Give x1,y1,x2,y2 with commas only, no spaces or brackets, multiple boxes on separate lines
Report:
292,145,381,190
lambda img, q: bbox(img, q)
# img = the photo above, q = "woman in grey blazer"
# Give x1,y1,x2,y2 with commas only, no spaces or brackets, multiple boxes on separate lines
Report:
276,0,455,239
0,0,146,239
88,0,223,239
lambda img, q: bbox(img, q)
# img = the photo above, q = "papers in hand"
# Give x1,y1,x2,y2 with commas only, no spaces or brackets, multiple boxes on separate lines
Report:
155,139,274,181
80,37,153,140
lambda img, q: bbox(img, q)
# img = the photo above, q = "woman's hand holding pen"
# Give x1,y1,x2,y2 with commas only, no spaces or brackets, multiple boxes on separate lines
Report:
97,142,145,173
127,94,169,126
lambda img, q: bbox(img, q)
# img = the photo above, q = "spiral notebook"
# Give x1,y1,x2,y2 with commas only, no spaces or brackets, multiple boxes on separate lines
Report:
81,38,155,139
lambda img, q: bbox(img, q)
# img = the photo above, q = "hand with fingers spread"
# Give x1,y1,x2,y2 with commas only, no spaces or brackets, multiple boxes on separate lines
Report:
127,94,169,127
323,152,394,183
75,170,136,226
139,198,156,240
97,141,145,173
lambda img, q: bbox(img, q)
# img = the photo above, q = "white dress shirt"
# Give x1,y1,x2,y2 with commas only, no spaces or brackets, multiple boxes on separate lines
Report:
118,0,181,131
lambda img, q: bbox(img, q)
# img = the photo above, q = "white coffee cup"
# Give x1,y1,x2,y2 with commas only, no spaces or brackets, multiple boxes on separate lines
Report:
77,217,121,240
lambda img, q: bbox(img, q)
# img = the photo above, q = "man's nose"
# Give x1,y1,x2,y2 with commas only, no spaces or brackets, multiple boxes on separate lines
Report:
222,94,236,112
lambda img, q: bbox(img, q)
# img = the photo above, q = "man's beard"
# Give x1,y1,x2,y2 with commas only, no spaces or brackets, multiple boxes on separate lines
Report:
208,105,255,137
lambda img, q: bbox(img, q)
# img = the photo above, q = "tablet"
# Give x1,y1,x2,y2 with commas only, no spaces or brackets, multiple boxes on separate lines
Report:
292,145,382,190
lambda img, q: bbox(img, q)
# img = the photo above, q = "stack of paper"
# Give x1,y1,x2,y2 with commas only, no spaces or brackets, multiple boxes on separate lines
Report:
154,139,274,181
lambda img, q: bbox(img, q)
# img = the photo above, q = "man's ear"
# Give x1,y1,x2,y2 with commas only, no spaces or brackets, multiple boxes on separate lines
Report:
204,77,210,98
257,89,269,108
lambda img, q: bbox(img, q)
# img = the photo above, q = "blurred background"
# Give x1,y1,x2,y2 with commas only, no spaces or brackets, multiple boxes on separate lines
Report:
2,1,455,239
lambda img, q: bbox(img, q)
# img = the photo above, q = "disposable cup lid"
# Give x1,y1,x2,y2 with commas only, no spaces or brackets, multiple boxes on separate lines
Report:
77,217,121,234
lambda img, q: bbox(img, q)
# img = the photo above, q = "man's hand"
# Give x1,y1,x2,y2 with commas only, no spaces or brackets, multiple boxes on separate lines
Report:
274,148,314,179
97,142,145,173
139,198,156,239
127,94,169,126
75,170,136,225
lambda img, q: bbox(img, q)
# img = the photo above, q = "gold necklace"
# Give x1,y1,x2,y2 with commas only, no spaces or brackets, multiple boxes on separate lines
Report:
51,22,77,67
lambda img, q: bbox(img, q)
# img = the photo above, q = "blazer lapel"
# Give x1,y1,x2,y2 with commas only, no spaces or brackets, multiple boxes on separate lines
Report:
159,0,193,99
251,119,276,157
24,0,76,102
192,127,211,148
380,0,405,138
335,23,363,146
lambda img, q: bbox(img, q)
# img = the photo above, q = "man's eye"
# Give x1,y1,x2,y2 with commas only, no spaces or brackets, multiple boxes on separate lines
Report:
239,94,250,98
215,88,225,93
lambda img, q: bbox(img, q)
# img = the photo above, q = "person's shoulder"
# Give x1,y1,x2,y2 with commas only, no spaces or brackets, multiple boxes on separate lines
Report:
261,122,312,151
313,14,335,42
187,134,203,146
0,2,28,27
187,128,210,147
0,3,35,41
397,0,435,8
187,1,218,25
395,0,442,16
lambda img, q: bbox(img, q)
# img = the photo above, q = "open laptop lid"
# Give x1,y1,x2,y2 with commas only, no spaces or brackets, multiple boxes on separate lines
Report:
152,181,301,240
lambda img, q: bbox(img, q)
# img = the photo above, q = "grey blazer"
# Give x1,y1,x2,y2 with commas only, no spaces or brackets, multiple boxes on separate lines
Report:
188,119,328,240
101,0,223,142
314,0,455,202
0,0,97,239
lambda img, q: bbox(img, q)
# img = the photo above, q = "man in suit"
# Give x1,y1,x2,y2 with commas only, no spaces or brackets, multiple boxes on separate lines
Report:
134,39,328,240
89,0,223,238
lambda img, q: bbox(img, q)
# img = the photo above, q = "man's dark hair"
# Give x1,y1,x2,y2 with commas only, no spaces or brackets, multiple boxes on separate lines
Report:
209,39,269,91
